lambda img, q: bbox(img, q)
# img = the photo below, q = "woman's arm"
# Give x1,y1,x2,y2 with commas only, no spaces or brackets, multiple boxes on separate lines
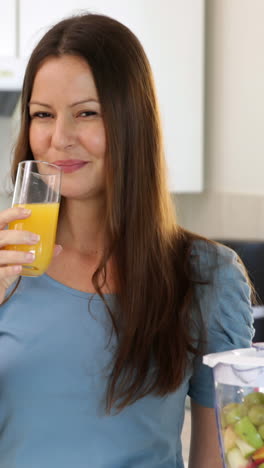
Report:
188,399,223,468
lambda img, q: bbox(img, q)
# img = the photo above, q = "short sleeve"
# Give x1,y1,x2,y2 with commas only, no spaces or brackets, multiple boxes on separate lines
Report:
187,241,255,407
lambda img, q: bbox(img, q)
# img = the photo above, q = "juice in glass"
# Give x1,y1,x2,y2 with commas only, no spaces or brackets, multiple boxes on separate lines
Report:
6,202,60,276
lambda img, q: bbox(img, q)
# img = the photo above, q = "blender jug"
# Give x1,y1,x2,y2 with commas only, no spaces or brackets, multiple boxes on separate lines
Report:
203,347,264,468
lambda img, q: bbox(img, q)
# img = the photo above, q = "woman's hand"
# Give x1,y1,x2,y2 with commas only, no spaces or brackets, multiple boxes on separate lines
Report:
0,206,62,305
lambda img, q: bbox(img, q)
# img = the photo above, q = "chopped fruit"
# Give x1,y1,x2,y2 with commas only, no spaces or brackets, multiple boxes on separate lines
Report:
248,405,264,427
252,445,264,462
220,392,264,466
235,417,264,449
227,447,248,467
224,425,237,451
235,438,255,458
223,403,247,426
221,411,227,429
244,393,264,407
259,425,264,440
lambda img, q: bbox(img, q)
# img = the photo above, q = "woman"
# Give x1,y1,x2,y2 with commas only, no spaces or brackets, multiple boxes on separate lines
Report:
0,13,254,468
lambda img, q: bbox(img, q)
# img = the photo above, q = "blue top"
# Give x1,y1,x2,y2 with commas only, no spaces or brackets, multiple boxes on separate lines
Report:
0,241,254,467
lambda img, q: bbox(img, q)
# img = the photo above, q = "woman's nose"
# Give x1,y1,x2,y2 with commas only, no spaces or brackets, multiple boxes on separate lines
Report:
51,116,76,150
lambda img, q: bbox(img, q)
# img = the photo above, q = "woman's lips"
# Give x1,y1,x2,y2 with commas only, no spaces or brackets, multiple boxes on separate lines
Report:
53,160,88,174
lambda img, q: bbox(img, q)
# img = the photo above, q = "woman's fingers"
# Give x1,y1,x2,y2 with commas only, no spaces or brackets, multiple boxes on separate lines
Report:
0,206,39,268
0,207,38,305
0,265,22,281
0,206,31,231
0,229,40,249
0,249,35,266
0,227,39,268
0,267,22,305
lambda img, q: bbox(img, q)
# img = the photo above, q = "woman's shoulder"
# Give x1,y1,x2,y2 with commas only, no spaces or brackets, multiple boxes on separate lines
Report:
190,238,237,263
189,238,245,282
187,237,254,343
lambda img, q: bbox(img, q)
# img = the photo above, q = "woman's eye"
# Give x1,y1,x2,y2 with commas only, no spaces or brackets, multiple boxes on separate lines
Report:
78,111,98,117
30,112,52,119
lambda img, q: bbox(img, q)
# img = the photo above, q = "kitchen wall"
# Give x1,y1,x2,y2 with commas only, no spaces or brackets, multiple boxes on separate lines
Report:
176,0,264,240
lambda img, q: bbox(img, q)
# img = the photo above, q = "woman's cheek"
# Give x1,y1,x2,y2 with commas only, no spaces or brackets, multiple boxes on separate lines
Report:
29,126,49,156
84,122,106,156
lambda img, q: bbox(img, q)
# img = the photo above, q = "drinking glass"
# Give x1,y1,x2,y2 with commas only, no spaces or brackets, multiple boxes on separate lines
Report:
6,160,62,277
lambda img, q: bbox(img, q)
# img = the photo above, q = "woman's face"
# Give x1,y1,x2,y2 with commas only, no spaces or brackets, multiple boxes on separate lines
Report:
29,55,106,201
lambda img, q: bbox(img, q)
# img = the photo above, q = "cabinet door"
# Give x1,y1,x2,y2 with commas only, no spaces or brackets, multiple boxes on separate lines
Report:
0,1,16,56
19,0,204,192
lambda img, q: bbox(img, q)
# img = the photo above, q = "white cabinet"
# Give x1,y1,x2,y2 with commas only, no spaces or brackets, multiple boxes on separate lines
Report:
0,1,16,57
9,0,204,193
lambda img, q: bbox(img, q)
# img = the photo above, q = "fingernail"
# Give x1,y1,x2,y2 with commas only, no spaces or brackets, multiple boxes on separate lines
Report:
29,233,40,242
22,209,31,215
25,252,35,261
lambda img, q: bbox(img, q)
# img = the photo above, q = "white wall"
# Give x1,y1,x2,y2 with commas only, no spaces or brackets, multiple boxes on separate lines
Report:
206,0,264,195
177,0,264,239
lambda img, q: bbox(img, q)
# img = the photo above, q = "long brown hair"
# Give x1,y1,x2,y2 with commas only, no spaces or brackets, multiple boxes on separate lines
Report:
11,13,202,412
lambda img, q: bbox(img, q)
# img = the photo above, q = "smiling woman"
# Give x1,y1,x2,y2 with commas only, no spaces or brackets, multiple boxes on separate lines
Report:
0,12,254,468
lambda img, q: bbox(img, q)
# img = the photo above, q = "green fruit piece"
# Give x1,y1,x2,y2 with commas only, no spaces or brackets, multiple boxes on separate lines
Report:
240,402,250,414
259,424,264,439
244,392,264,407
248,405,264,426
239,403,248,417
226,447,248,468
234,416,264,449
235,437,255,458
259,463,264,468
222,402,247,425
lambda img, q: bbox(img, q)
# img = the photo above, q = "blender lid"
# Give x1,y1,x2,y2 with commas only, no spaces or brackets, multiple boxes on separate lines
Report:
203,346,264,367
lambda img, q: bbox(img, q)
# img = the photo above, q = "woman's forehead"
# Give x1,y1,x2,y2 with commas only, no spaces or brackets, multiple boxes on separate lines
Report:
31,55,99,103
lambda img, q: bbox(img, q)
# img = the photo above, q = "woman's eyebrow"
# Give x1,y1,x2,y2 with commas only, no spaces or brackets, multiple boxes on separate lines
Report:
28,101,52,107
70,99,99,107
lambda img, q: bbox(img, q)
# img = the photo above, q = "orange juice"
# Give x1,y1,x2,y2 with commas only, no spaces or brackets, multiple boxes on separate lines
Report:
6,203,60,276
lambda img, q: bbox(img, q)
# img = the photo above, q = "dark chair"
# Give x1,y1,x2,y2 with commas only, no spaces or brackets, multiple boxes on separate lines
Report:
214,240,264,342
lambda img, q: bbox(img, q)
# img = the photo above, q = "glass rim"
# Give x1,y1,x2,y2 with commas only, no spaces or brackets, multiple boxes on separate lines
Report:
18,160,62,175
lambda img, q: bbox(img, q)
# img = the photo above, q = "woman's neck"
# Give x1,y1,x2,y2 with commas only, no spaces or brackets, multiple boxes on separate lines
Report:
47,196,118,294
57,197,107,255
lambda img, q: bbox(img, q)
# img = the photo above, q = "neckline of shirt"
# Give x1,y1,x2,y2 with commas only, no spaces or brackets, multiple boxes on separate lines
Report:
39,273,116,301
